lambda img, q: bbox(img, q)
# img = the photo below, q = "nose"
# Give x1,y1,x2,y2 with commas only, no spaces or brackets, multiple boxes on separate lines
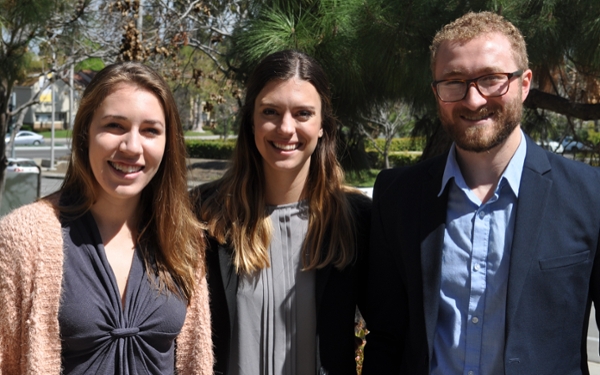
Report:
277,112,295,135
462,82,488,109
119,131,142,154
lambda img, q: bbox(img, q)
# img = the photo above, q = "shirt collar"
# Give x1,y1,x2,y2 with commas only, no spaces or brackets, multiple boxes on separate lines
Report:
438,130,527,198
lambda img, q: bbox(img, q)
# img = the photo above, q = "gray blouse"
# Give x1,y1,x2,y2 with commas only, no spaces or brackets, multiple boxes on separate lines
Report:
229,201,317,375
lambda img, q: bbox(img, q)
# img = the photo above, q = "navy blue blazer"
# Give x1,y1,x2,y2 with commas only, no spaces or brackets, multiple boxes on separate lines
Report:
362,135,600,374
205,192,371,375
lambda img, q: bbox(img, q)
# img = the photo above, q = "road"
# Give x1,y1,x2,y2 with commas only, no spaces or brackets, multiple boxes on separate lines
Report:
6,143,71,161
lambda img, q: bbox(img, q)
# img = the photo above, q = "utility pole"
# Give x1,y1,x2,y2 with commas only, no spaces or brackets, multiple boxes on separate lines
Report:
69,64,74,130
49,52,56,170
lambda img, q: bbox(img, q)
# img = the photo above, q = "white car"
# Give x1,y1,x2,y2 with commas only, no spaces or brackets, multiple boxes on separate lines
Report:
5,130,45,146
6,158,40,173
561,136,590,152
536,139,564,153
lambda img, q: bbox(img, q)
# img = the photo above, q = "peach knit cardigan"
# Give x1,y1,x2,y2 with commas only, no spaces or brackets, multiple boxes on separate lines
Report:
0,198,213,374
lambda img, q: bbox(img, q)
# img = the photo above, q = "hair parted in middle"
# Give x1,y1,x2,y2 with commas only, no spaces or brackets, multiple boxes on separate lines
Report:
197,49,359,274
430,11,529,74
58,61,205,301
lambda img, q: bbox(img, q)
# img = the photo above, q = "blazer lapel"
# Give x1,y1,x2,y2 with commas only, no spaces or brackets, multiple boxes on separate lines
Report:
421,157,449,355
218,243,238,333
506,138,552,327
315,247,333,317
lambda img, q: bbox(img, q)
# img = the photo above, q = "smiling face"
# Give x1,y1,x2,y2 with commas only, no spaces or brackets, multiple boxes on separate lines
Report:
434,32,532,153
88,83,166,207
253,77,323,182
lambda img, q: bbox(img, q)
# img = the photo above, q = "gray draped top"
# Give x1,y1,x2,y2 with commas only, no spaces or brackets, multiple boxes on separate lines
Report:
229,200,317,375
58,211,187,374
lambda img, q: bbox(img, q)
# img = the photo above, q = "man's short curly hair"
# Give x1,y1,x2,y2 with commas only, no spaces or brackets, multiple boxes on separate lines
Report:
430,11,528,74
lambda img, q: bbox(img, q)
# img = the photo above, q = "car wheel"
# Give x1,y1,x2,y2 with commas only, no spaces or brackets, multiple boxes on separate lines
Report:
33,140,41,145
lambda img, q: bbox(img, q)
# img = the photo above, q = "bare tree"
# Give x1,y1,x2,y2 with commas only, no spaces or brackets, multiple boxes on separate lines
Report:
359,101,411,169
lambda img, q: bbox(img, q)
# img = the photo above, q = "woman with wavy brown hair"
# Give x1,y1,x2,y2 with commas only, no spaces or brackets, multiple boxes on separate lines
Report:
193,49,371,375
0,61,212,374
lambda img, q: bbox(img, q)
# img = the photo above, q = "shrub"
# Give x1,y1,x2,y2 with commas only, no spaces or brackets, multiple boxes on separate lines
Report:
186,140,235,159
367,151,421,169
365,137,426,152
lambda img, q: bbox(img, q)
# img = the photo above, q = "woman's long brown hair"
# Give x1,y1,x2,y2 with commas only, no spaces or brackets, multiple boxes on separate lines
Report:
56,61,205,302
197,50,358,274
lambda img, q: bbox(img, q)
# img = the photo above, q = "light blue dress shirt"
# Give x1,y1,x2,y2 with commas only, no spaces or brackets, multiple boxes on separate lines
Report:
431,131,527,375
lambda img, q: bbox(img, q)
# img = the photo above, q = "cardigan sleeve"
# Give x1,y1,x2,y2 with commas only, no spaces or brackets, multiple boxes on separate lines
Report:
175,263,214,375
0,199,64,375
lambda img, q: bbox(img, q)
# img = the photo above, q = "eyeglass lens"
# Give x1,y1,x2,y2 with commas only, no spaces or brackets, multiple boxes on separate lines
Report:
437,74,511,102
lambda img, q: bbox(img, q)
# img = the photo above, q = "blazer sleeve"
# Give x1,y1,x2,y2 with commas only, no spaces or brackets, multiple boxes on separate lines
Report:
362,169,410,374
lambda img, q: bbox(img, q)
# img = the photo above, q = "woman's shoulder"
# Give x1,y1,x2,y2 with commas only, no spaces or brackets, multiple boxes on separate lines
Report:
343,188,372,216
0,196,62,256
1,197,60,230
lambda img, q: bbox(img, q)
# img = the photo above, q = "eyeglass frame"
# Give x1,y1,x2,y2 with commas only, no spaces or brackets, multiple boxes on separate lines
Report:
431,70,524,103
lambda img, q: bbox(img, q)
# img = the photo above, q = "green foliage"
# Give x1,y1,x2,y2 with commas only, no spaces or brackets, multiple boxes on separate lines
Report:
345,169,379,187
75,58,105,71
367,151,421,169
186,139,236,159
586,129,600,146
364,137,426,152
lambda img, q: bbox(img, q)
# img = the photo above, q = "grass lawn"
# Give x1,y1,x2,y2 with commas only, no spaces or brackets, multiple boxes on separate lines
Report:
39,130,72,138
345,169,380,187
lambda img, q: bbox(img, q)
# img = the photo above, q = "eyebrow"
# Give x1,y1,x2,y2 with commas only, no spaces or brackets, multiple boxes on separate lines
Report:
257,102,317,111
101,114,165,127
440,67,506,79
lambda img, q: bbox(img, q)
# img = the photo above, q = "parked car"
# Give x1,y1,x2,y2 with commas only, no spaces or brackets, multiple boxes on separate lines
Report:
536,139,564,153
6,158,40,173
4,130,45,146
561,136,590,152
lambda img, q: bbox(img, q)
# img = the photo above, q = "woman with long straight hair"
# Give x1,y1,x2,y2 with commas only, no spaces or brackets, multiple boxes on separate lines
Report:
0,61,212,374
194,49,371,375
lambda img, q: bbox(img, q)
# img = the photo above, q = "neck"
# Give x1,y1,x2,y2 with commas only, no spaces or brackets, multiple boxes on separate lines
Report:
263,166,309,206
455,127,522,203
90,195,141,244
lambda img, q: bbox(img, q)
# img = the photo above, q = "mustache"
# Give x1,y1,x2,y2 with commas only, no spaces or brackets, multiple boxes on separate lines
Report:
455,106,497,118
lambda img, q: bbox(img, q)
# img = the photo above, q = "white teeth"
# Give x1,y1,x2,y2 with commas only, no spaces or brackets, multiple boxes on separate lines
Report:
109,161,143,173
273,142,298,151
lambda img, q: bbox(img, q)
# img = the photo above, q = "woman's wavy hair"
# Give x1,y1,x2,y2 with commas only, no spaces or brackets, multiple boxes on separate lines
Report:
197,49,358,274
57,61,204,301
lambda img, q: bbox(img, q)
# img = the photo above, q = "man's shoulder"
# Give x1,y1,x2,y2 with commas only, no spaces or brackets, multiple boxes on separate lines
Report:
375,154,445,190
542,151,600,181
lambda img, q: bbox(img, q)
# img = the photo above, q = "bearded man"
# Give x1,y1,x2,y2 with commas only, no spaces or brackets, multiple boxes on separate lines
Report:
363,11,600,375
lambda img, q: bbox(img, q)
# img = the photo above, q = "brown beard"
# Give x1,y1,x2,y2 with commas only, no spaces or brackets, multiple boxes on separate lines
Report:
438,91,523,153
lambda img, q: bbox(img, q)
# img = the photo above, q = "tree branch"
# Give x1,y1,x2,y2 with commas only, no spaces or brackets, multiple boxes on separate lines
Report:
524,88,600,121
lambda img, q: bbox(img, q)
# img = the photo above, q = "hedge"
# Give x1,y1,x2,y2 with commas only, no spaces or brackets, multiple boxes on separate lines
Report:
364,137,426,153
367,151,421,169
186,139,236,159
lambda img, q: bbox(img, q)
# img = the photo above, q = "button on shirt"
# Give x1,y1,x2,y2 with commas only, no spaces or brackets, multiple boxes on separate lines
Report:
431,132,526,375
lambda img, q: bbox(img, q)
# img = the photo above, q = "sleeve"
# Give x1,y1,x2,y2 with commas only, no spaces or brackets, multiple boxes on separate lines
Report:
361,170,409,374
175,267,214,375
0,211,35,374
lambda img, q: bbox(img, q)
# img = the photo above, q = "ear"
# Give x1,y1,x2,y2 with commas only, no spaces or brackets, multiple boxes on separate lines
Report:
520,69,533,102
318,128,323,138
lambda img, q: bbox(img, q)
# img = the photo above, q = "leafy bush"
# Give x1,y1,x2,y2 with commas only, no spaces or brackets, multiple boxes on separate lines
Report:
365,137,426,152
367,151,421,169
186,140,236,159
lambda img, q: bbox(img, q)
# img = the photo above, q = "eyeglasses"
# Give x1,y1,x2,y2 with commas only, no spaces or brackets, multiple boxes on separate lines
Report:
432,70,524,102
